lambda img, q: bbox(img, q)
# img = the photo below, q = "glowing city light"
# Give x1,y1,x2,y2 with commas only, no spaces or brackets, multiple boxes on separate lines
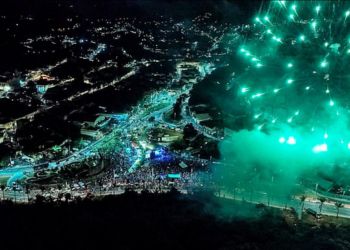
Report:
3,85,11,92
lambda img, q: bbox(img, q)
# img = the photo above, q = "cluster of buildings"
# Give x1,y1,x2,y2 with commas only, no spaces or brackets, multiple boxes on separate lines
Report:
0,4,232,166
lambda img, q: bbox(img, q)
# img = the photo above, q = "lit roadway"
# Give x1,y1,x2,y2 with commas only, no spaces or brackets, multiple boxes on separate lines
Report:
0,60,225,220
0,61,209,186
1,66,138,130
4,186,350,219
180,95,221,141
222,190,350,219
0,67,139,185
2,60,350,221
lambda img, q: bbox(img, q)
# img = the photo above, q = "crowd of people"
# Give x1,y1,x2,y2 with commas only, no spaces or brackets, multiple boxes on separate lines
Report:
3,151,216,203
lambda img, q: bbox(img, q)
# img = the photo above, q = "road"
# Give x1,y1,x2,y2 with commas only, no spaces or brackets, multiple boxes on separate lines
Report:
0,68,140,185
3,58,350,222
4,186,350,220
0,61,211,186
0,187,189,203
222,189,350,219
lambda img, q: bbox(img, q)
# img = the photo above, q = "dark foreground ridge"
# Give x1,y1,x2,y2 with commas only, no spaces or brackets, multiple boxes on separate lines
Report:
1,190,350,250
